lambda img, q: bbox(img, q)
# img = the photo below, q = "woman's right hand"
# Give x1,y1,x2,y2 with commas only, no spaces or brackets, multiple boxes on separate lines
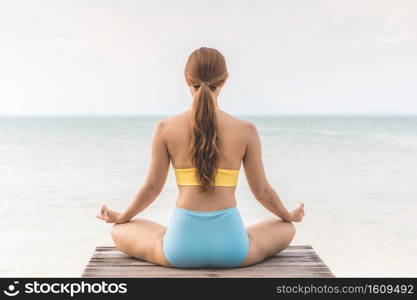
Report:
96,205,126,224
289,203,305,222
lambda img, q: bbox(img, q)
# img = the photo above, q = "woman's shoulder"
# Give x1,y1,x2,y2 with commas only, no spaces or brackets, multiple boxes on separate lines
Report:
217,110,254,126
160,109,256,133
222,112,257,131
156,111,192,137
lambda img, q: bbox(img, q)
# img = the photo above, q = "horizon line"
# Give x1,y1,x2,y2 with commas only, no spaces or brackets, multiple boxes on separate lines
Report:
1,113,417,117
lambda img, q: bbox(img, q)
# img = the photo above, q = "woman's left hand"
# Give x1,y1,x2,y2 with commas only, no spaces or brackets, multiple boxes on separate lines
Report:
96,205,125,224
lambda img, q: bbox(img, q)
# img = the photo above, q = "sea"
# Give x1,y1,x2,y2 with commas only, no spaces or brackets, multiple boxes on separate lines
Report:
0,115,416,277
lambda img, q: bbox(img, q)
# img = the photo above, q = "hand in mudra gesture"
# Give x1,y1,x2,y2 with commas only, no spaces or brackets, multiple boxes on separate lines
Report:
96,205,125,224
289,203,305,222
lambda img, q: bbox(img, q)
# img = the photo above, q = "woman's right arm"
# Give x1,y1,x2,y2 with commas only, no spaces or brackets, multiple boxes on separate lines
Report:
242,121,304,222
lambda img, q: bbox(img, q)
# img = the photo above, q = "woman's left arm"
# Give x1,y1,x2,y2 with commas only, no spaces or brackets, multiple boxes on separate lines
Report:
97,119,170,223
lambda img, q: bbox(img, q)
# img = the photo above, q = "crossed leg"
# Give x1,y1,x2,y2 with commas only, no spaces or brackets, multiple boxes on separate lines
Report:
111,217,295,268
238,218,296,267
111,218,171,267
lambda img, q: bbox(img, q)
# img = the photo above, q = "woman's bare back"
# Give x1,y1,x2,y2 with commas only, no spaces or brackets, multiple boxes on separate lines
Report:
164,108,248,211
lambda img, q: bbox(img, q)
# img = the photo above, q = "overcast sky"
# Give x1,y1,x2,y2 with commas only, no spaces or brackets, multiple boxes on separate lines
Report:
1,0,416,115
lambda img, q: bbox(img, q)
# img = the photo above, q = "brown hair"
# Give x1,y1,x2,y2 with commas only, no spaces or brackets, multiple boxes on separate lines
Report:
184,47,228,192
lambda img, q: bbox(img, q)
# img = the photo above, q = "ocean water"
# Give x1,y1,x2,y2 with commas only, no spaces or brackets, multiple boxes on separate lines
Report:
0,115,416,277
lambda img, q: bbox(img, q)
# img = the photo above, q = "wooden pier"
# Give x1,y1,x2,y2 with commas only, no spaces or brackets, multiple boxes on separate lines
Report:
82,245,334,278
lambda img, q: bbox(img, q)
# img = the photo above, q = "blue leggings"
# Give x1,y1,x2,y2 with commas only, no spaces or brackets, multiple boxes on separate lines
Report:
162,206,249,268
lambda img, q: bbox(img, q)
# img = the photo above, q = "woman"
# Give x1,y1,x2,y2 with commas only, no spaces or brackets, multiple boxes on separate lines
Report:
97,47,305,268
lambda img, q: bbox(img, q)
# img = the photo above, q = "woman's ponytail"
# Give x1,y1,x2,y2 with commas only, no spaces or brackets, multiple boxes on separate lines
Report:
185,47,228,193
190,82,220,192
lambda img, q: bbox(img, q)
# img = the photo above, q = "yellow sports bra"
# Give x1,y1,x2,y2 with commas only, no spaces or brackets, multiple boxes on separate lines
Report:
174,167,240,187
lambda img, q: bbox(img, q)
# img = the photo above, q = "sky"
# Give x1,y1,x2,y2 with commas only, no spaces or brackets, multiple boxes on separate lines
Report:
1,0,417,115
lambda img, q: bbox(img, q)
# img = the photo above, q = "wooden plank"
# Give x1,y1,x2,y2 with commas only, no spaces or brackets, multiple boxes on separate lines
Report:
82,245,335,278
94,245,314,251
87,257,324,266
